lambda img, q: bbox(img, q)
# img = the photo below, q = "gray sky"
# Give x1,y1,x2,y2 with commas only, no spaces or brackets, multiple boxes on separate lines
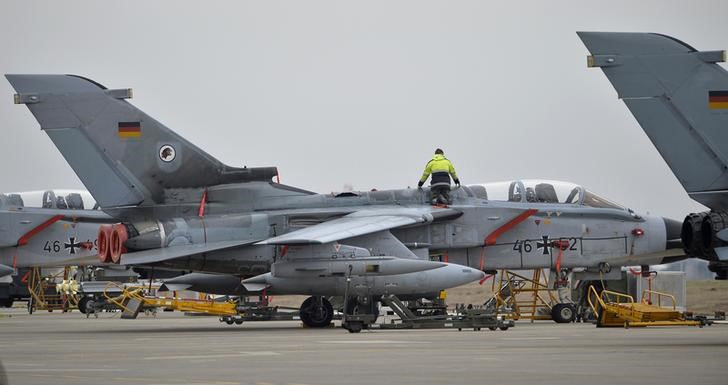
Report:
0,0,725,220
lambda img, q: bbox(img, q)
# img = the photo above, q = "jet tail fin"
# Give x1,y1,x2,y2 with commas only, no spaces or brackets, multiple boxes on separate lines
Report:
5,75,278,209
578,32,728,209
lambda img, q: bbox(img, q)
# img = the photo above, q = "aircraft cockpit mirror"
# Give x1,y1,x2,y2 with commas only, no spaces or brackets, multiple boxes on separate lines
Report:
508,181,523,202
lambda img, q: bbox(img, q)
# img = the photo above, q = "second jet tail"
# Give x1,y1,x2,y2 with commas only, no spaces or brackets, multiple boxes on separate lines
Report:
5,74,278,209
578,32,728,209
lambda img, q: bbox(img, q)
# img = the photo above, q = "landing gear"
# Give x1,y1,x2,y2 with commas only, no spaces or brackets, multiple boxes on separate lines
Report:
551,303,576,323
299,296,333,328
77,296,93,314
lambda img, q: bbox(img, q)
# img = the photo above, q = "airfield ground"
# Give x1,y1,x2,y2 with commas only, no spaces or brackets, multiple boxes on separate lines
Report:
0,309,726,385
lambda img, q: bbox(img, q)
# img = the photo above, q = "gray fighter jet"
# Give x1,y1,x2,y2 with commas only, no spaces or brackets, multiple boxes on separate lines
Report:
0,190,110,274
579,32,728,279
0,190,111,307
5,75,684,326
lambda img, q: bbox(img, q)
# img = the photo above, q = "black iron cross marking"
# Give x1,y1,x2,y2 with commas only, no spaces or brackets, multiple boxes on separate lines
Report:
64,237,81,254
536,235,551,255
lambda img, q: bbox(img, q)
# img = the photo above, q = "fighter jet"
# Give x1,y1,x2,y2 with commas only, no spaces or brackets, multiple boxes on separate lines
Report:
0,190,111,307
0,190,109,274
579,32,728,279
5,75,684,327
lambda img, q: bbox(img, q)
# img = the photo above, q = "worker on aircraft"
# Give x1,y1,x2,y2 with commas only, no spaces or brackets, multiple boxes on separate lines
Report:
418,148,460,205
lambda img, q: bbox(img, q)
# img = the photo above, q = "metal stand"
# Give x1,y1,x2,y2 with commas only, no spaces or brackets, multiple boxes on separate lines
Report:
27,267,77,313
492,269,557,321
376,294,513,331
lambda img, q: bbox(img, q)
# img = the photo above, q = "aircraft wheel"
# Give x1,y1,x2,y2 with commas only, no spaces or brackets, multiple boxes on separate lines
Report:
300,296,333,328
234,319,244,325
77,296,92,314
225,319,234,325
488,326,497,331
552,303,576,323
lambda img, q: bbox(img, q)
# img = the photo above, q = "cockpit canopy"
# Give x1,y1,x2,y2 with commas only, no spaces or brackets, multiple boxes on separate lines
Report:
468,180,625,210
0,190,98,210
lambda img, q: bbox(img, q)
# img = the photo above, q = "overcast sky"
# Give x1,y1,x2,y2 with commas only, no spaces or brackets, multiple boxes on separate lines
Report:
0,1,725,220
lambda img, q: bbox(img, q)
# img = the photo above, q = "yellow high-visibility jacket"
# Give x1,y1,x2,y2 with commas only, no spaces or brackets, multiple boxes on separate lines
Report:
420,154,459,187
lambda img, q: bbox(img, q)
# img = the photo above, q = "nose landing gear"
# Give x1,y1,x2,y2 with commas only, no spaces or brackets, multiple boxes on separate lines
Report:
299,296,334,328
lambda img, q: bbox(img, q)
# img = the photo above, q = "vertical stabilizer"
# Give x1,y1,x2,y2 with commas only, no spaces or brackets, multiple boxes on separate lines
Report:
579,32,728,209
6,75,277,209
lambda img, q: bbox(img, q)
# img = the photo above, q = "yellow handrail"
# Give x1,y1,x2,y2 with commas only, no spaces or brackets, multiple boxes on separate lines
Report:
601,289,634,305
640,290,677,310
587,287,636,315
586,285,605,316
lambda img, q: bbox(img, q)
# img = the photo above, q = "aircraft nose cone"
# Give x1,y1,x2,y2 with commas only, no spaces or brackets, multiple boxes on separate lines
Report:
434,263,485,289
476,269,486,281
663,217,683,250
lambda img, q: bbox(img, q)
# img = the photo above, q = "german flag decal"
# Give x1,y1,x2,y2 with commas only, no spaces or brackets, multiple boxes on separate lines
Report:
118,122,141,138
709,91,728,109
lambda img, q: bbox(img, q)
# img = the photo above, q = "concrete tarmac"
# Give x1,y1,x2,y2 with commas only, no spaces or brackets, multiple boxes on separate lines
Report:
0,309,726,385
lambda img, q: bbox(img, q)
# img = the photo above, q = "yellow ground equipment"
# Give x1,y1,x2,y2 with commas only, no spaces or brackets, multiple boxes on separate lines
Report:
491,269,557,321
27,266,77,313
587,286,703,328
103,282,237,319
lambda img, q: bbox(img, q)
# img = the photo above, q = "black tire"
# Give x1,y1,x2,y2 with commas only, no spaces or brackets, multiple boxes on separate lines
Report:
225,319,234,325
551,303,576,323
0,298,11,308
300,296,334,328
77,296,91,314
234,319,244,325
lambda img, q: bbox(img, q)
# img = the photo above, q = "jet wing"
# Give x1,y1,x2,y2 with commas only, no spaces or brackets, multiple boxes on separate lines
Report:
258,207,461,245
120,239,259,265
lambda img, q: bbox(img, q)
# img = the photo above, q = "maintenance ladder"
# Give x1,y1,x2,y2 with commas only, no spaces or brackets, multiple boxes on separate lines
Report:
492,269,556,321
28,267,77,313
587,286,703,328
